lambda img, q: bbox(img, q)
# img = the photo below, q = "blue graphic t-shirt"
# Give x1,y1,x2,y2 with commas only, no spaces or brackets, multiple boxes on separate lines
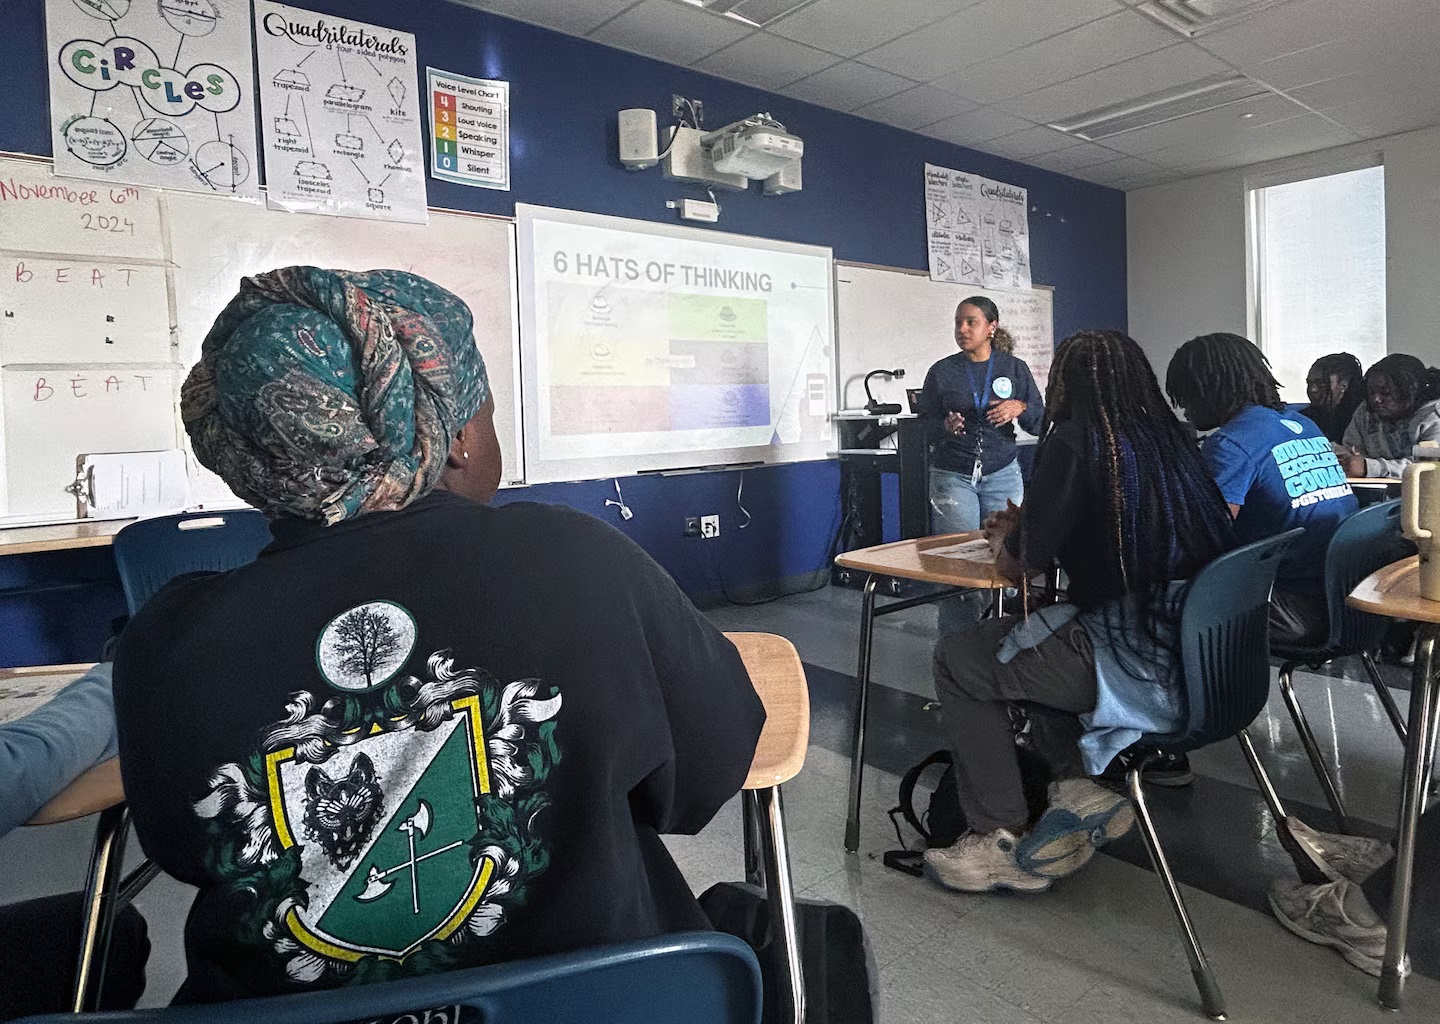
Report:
1202,406,1358,593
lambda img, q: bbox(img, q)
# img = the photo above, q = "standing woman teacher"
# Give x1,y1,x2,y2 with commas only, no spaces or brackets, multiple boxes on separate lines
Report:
918,296,1044,633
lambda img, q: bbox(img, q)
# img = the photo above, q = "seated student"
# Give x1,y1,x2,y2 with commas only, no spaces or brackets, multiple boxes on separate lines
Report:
1300,353,1366,444
0,663,152,1019
1164,334,1358,647
112,268,765,1003
1339,353,1440,478
925,330,1235,894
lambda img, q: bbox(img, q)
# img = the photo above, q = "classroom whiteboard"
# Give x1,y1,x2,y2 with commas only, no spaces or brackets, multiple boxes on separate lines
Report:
0,154,521,526
835,263,1054,424
167,195,522,503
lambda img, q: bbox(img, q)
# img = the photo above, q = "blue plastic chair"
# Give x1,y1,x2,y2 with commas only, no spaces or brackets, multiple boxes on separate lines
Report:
11,931,762,1024
1122,529,1304,1021
1270,500,1414,831
112,510,272,614
61,510,272,1011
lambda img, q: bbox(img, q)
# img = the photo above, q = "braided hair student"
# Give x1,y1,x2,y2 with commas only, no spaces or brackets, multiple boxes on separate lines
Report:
1300,352,1366,443
1339,353,1440,478
925,331,1236,895
1165,333,1357,647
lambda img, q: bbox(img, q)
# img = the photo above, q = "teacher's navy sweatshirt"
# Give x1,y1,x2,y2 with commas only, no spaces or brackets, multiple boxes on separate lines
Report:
917,350,1044,476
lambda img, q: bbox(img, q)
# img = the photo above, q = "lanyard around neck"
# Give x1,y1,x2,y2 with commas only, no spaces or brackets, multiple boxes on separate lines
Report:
965,352,996,413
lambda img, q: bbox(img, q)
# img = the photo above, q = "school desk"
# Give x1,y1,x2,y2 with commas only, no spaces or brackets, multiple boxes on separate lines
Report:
0,520,133,556
832,532,1016,853
1348,556,1440,1010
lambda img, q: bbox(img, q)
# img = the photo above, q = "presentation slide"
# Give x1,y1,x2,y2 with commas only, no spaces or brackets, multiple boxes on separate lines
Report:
517,205,835,483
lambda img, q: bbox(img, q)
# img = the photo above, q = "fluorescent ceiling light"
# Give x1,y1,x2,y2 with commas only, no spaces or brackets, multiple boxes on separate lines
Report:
1137,0,1291,38
673,0,819,27
1047,73,1270,140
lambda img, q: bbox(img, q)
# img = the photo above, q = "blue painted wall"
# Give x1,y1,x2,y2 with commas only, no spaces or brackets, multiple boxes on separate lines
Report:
1,0,1126,663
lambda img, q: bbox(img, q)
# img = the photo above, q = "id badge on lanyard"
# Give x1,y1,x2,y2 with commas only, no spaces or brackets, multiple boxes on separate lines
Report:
967,353,995,488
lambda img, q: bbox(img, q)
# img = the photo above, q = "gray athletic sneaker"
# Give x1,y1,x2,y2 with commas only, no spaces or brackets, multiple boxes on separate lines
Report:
1286,816,1394,884
1015,778,1136,880
1268,877,1392,976
924,829,1051,894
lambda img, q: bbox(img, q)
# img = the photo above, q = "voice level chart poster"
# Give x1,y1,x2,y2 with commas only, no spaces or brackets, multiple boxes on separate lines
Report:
254,2,428,223
45,0,260,197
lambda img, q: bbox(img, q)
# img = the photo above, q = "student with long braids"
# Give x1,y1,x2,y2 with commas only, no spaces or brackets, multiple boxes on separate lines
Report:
925,331,1236,894
1338,353,1440,478
1165,334,1357,646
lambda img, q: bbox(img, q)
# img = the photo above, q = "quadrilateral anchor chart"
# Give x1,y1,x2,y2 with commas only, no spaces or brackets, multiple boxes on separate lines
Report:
254,2,427,223
45,0,259,197
924,164,1031,290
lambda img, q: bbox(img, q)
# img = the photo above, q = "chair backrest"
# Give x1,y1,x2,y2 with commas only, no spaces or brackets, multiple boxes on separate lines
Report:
13,932,762,1024
1320,500,1413,652
1172,529,1305,748
112,510,272,615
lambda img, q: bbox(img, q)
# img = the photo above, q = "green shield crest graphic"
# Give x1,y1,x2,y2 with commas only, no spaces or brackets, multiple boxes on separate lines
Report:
266,695,491,961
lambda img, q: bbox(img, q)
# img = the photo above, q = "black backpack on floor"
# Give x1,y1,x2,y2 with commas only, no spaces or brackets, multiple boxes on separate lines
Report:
882,746,1052,876
699,881,877,1024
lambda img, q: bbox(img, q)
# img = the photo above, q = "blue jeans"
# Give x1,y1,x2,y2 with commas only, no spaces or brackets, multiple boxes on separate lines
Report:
0,662,117,836
930,460,1024,636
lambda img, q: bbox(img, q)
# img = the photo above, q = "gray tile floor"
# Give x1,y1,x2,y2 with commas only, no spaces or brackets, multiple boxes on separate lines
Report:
3,583,1438,1021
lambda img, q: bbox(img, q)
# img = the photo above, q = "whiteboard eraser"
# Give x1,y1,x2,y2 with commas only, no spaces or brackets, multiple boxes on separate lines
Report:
679,198,719,223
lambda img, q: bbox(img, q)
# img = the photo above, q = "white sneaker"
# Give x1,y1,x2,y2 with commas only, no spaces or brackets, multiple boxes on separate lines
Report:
1015,779,1136,880
924,829,1051,894
1268,877,1394,976
1286,816,1394,884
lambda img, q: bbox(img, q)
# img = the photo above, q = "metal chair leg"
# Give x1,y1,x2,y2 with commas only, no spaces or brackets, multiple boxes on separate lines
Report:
844,575,878,853
1236,729,1332,886
72,803,131,1012
1381,625,1440,1010
742,792,766,889
1126,763,1226,1020
1360,651,1408,743
755,786,805,1024
1277,663,1350,833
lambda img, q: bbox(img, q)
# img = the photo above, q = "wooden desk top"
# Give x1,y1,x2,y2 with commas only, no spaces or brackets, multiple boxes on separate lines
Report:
726,632,809,790
1347,477,1401,487
0,519,132,556
26,757,123,825
1347,556,1440,624
833,531,1003,588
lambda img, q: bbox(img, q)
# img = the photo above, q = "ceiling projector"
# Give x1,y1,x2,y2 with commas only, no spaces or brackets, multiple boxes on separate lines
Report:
702,115,803,179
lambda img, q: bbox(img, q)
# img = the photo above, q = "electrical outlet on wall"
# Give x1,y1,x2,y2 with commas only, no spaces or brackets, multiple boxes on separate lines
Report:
683,517,701,537
700,514,720,538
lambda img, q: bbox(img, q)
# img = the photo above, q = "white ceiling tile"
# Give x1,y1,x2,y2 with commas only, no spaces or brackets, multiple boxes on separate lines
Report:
859,0,1122,81
1070,154,1166,187
999,43,1229,124
784,60,918,112
1195,0,1395,67
852,86,976,130
450,0,635,36
922,106,1035,145
979,125,1076,160
931,9,1176,104
695,32,840,90
1098,92,1309,156
1320,95,1440,141
765,0,975,58
1024,141,1123,172
589,0,753,66
1141,113,1355,174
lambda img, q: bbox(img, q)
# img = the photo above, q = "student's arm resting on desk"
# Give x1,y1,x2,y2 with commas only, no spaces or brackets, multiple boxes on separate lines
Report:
0,663,118,837
999,433,1083,583
625,544,767,836
1362,405,1440,479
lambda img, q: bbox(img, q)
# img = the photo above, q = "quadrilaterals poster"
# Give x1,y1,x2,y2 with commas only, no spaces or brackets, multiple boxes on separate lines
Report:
254,3,428,223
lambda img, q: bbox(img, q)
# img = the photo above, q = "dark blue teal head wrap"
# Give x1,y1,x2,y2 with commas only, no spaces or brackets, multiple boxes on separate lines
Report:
181,267,489,524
